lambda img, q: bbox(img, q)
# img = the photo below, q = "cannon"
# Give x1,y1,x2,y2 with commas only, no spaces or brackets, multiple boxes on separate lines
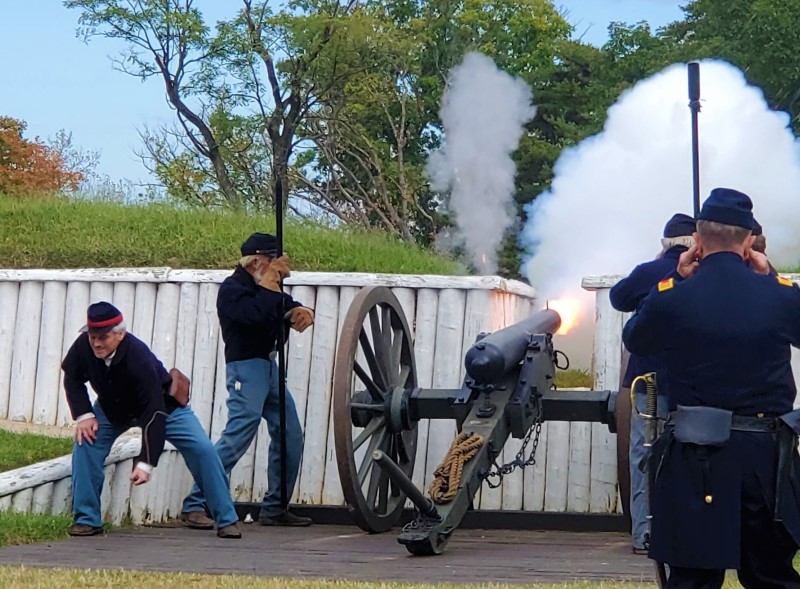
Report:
332,286,621,556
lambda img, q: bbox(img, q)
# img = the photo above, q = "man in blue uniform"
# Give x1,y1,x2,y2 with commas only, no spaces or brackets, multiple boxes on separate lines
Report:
623,187,800,588
181,232,315,528
62,302,241,538
611,213,696,554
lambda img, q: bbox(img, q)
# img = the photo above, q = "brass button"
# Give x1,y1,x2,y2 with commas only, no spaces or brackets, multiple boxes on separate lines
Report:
704,495,713,504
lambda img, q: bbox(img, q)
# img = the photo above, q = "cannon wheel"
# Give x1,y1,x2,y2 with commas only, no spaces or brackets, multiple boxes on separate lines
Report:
616,348,632,530
333,286,418,534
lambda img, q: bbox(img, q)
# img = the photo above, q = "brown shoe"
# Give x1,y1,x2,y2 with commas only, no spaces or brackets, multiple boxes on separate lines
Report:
258,510,312,527
217,523,242,539
68,524,103,537
180,511,215,530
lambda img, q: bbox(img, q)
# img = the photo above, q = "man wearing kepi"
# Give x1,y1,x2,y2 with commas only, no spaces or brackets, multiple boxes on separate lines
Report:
610,212,696,555
623,187,800,588
181,232,315,528
62,302,241,538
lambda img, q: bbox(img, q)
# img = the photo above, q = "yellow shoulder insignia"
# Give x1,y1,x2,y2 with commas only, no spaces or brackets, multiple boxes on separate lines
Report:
657,278,674,292
777,276,794,287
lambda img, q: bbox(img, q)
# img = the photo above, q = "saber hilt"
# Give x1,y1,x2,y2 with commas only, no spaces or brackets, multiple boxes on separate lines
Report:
631,372,660,447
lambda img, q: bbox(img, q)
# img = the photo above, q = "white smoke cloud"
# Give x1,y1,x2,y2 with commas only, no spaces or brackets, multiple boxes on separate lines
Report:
427,51,537,274
522,59,800,330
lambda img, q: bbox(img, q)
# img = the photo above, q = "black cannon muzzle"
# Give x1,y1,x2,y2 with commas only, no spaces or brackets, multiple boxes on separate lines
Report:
464,309,561,385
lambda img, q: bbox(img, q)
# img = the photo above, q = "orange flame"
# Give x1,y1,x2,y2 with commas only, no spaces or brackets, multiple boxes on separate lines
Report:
548,298,581,335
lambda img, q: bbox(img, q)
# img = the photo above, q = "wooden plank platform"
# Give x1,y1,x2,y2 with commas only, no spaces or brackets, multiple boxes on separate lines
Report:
0,524,656,585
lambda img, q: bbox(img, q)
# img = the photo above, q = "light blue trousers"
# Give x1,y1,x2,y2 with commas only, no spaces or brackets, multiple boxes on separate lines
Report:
182,358,304,518
71,402,238,528
630,390,668,548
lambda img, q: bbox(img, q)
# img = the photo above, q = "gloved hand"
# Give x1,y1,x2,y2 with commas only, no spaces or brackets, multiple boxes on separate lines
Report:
258,255,291,293
288,306,314,332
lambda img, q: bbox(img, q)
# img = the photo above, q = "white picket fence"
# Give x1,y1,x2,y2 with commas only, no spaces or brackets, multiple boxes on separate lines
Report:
0,268,621,525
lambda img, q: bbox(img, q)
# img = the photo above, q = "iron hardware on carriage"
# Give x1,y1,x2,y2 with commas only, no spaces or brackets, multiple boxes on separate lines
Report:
332,286,621,556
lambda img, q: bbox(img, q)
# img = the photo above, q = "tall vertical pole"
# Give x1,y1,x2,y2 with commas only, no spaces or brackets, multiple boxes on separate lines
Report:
275,175,288,513
688,62,702,218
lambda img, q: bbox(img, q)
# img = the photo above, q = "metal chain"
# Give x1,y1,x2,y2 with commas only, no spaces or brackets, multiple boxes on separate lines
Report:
480,400,543,489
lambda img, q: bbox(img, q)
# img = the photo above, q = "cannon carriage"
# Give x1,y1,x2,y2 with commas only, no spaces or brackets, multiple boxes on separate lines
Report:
331,285,625,556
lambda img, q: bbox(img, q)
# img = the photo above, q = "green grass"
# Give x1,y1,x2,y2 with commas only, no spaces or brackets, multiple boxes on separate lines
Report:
0,512,72,548
0,430,72,473
0,195,464,274
0,570,658,588
554,368,592,389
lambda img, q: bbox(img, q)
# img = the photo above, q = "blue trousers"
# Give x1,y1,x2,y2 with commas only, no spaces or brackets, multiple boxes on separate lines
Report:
630,390,668,549
182,358,304,518
72,402,238,528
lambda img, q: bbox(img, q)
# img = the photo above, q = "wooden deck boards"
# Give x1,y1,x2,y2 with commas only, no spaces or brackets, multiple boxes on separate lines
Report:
0,524,656,585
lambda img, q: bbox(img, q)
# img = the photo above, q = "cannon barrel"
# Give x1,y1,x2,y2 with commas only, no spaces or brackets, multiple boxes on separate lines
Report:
464,309,561,384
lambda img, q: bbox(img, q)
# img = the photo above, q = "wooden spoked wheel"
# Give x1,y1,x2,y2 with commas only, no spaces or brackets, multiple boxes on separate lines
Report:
333,286,418,533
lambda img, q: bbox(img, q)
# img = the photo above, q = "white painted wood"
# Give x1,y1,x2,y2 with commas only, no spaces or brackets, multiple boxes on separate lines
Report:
297,286,340,504
543,421,570,511
524,421,549,511
132,282,158,348
51,478,72,515
167,452,191,519
149,451,172,522
589,290,622,513
582,275,625,290
424,289,467,495
112,282,137,324
410,289,438,497
89,281,115,307
251,421,271,505
566,422,591,512
0,282,20,419
285,285,317,504
321,286,357,506
190,283,220,433
0,435,140,497
32,281,67,425
31,481,54,515
150,283,181,370
58,281,91,425
109,457,133,525
0,269,538,299
8,281,44,423
11,488,33,513
210,335,230,444
100,463,116,521
230,438,256,503
174,283,199,376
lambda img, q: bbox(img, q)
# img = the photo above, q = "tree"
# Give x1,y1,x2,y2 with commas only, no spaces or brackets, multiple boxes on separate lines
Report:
66,0,360,211
0,117,84,195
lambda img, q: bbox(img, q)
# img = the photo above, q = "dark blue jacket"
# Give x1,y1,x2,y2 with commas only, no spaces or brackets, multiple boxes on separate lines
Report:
217,265,303,363
622,252,800,415
622,252,800,568
610,246,687,387
62,332,176,467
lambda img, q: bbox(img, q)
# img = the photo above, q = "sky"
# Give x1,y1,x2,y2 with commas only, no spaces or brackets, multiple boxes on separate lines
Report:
1,0,685,185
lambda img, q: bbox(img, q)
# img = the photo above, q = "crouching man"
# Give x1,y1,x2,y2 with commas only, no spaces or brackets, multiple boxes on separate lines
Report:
62,301,241,539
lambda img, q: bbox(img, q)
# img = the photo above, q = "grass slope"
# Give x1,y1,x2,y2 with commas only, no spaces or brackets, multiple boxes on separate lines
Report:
0,195,463,274
0,430,72,473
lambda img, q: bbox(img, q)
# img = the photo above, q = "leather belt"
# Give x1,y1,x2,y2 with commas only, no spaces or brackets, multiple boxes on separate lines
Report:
667,412,776,433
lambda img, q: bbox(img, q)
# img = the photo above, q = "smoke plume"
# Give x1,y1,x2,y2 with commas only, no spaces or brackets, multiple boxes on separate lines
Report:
427,52,537,274
521,59,800,367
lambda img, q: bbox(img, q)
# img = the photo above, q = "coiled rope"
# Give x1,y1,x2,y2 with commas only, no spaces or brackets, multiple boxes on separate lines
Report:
427,432,484,504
